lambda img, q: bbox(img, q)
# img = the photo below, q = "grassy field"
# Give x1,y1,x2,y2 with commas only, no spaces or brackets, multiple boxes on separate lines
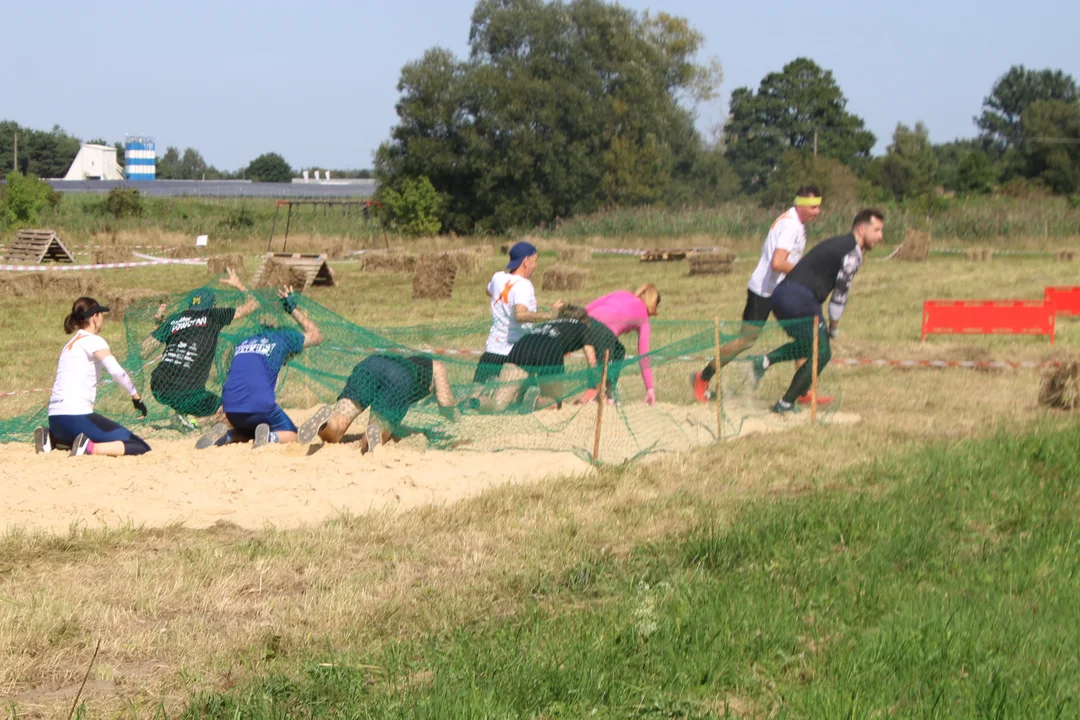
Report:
2,230,1080,716
5,192,1080,249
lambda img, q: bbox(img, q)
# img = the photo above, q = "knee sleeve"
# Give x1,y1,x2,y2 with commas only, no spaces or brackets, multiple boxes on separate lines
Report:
123,436,151,456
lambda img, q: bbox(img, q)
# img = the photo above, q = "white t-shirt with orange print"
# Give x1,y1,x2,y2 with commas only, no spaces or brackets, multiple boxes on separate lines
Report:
484,271,538,356
746,207,807,298
48,329,111,416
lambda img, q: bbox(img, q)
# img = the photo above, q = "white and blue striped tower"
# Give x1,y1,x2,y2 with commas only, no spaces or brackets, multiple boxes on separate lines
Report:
125,136,156,181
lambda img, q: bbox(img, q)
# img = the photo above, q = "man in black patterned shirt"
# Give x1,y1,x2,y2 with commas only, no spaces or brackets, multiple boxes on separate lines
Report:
753,209,885,414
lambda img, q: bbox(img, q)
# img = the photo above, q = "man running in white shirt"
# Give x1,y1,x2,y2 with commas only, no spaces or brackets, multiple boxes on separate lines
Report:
473,241,563,383
693,185,822,402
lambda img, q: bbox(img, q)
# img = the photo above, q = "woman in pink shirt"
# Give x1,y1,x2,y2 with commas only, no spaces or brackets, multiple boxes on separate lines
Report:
581,284,660,405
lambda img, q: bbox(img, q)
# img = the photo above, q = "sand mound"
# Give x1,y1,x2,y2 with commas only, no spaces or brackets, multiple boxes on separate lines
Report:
0,402,858,533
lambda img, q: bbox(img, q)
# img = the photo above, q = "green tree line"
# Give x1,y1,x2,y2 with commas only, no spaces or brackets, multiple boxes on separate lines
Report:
375,0,1080,233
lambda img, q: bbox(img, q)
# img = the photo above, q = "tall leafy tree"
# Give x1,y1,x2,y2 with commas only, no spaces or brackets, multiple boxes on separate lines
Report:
954,149,997,195
244,152,293,183
879,122,938,199
20,125,81,178
157,146,181,179
1017,100,1080,195
179,148,209,179
376,0,721,233
724,58,875,193
977,66,1078,154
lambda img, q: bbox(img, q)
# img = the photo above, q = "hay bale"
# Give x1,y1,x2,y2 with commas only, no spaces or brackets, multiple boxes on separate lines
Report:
541,265,588,291
965,248,994,261
557,247,591,264
254,260,308,289
1039,361,1080,410
207,253,246,275
641,249,688,262
2,273,104,298
93,248,134,264
443,249,485,276
103,288,160,319
688,250,736,276
1055,249,1076,262
412,253,458,300
361,252,418,273
324,239,347,260
895,230,931,261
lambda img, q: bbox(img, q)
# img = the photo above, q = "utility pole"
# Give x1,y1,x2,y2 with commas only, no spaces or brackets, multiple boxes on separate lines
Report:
813,128,818,158
12,131,17,171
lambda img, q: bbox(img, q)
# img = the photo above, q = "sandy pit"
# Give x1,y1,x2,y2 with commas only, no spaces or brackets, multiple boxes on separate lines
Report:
0,401,858,534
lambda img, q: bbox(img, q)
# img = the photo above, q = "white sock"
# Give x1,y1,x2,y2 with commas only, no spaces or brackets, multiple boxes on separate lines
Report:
761,356,771,369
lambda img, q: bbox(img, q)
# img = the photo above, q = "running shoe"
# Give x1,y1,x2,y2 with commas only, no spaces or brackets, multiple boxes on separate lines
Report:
752,356,768,389
175,414,199,431
69,433,92,457
690,372,713,403
195,422,231,450
770,400,801,415
298,405,334,444
253,423,272,449
797,393,834,406
364,421,382,453
33,426,52,454
520,386,541,412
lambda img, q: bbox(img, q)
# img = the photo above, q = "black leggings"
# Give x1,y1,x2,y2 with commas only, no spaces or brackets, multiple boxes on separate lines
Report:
766,283,832,404
48,413,152,455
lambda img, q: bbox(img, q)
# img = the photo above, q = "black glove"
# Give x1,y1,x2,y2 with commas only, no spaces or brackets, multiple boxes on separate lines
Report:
133,397,148,418
281,292,299,314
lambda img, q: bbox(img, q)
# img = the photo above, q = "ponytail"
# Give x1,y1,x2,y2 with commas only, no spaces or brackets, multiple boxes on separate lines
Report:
65,297,99,334
634,284,661,316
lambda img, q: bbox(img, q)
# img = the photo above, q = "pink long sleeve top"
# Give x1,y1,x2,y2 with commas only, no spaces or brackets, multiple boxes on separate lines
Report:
585,290,654,390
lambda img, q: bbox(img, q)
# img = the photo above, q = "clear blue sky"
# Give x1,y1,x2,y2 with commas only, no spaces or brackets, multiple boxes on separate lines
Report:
4,0,1077,172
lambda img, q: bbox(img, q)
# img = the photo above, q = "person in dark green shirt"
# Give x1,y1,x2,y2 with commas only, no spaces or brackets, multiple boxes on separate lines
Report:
147,267,257,426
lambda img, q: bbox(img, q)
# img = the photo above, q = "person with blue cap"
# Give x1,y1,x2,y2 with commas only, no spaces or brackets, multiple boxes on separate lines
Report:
146,267,257,428
473,241,563,383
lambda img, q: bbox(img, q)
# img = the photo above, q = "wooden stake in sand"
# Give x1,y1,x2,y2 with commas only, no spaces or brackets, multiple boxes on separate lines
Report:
811,319,820,425
67,638,101,720
592,350,610,464
714,317,723,441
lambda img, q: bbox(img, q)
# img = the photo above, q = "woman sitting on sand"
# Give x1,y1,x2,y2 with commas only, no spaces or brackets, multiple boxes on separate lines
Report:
297,354,457,453
34,297,151,457
580,284,661,406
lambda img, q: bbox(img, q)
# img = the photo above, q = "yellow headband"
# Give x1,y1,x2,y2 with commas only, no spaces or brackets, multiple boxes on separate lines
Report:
795,196,822,207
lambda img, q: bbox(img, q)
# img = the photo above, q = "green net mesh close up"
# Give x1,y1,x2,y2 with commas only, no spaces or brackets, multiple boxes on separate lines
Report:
0,284,838,463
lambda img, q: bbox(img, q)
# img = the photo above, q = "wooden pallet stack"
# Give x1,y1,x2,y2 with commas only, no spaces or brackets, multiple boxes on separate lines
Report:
251,253,336,292
2,229,76,264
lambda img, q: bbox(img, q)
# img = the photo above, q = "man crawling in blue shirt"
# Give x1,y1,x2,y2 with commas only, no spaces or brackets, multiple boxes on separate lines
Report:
196,285,324,449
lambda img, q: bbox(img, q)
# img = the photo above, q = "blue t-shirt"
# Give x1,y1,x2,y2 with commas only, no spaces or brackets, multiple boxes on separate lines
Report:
222,328,305,413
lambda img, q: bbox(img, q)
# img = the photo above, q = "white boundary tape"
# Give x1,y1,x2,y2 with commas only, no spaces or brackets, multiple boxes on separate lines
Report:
0,253,207,272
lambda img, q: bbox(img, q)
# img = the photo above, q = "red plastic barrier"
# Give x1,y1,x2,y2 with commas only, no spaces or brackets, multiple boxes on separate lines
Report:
921,300,1055,344
1045,287,1080,316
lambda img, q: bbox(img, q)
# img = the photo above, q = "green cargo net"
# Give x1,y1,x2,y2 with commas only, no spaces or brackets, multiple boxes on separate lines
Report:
0,285,838,463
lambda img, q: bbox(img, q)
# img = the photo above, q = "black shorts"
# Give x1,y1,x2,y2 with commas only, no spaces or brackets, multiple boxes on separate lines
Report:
339,356,417,427
473,351,508,384
507,336,563,375
741,289,773,325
